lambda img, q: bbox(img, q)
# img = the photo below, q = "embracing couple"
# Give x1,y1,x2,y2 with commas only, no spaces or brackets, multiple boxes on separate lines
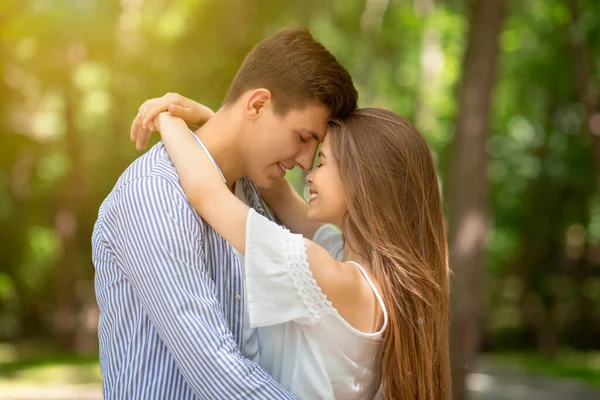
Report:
92,28,451,399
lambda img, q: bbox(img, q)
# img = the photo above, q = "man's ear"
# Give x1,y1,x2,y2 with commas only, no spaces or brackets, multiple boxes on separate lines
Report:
245,89,272,119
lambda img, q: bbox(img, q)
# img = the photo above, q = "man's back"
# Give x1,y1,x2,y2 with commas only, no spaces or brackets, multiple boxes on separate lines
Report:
92,143,291,399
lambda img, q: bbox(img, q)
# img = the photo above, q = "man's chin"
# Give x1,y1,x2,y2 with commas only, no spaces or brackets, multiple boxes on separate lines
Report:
250,175,275,189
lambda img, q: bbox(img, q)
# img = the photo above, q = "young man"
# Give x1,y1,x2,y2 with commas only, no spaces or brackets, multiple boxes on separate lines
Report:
92,28,357,399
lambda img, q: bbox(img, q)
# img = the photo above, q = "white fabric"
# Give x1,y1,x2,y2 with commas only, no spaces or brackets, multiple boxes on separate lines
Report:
244,209,387,400
232,180,260,363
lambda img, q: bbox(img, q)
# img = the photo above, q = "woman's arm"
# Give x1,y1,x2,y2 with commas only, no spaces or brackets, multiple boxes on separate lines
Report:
153,112,250,253
259,179,323,239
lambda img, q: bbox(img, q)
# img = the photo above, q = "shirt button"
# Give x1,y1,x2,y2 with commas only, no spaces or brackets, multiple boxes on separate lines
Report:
235,294,241,301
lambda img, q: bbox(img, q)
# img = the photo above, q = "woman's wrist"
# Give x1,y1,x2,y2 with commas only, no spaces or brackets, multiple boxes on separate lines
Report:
155,112,186,133
190,103,215,126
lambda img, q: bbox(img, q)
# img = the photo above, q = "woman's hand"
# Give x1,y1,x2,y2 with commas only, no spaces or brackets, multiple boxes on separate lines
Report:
130,93,215,150
130,110,182,151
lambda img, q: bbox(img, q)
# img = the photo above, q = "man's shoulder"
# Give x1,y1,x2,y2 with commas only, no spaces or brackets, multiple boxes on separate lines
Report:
98,143,193,222
115,142,180,189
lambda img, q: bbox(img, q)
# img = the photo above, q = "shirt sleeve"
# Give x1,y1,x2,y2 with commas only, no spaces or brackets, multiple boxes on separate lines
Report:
103,176,294,399
244,209,336,328
312,223,344,261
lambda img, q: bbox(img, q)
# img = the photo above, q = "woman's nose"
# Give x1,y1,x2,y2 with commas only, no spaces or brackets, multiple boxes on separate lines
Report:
305,172,313,184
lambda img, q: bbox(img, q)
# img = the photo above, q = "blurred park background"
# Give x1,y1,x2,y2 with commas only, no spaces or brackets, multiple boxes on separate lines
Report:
1,0,600,399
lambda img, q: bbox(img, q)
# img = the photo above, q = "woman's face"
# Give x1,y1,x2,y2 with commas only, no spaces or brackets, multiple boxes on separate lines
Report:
305,134,348,225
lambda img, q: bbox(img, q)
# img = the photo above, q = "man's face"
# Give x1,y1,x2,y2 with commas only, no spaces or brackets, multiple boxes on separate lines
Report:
242,102,330,188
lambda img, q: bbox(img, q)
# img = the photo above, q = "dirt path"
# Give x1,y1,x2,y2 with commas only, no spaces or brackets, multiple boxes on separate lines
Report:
2,358,599,399
468,358,600,400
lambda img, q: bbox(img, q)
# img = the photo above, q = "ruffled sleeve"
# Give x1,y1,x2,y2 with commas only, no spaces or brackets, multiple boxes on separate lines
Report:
244,209,335,328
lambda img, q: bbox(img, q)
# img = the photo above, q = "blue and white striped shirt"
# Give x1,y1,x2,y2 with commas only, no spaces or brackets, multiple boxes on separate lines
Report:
92,141,293,399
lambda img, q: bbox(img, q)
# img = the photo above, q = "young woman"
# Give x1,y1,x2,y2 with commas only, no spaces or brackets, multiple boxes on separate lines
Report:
134,107,451,399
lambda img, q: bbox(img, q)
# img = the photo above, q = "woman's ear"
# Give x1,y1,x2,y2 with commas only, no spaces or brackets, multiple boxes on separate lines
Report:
245,88,272,119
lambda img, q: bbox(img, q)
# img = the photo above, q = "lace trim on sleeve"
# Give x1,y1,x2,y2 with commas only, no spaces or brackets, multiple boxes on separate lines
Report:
285,231,335,319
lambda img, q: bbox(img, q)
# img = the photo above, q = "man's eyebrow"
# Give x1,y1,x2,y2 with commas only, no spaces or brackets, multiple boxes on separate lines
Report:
296,128,322,141
308,130,321,141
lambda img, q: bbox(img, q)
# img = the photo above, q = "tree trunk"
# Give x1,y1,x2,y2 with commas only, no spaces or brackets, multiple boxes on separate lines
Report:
446,0,507,398
567,0,600,348
567,0,600,191
516,102,561,358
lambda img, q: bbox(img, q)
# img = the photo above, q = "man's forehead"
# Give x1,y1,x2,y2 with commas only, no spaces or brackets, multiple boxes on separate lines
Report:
290,105,329,139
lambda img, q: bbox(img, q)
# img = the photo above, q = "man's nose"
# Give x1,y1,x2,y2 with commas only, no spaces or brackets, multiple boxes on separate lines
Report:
295,150,316,172
294,158,312,171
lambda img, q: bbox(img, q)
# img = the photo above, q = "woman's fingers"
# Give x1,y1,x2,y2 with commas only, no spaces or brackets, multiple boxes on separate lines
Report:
168,104,191,120
141,100,159,127
131,93,189,150
142,102,174,129
132,98,158,142
148,120,156,133
136,128,151,150
134,113,155,150
140,94,180,126
131,113,144,142
138,100,152,126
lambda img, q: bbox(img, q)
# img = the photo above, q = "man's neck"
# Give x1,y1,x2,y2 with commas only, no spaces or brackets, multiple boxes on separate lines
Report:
192,107,245,191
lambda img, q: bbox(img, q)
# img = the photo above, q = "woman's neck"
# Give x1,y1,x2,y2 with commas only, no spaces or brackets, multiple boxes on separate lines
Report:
341,230,370,269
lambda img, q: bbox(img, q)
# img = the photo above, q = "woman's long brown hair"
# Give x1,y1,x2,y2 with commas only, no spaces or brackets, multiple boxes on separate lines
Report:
328,108,451,399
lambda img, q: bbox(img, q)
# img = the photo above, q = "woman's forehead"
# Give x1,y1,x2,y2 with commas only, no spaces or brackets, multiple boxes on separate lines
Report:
321,133,331,150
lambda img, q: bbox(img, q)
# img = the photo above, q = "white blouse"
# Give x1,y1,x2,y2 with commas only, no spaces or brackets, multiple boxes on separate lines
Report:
243,209,388,400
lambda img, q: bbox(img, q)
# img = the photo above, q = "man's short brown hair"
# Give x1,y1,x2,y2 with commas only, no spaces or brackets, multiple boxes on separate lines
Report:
224,28,358,118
